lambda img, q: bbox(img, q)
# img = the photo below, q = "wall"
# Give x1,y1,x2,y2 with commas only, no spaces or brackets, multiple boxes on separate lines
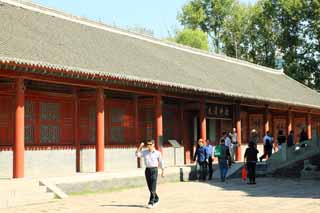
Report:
0,150,76,178
80,146,185,172
0,146,186,178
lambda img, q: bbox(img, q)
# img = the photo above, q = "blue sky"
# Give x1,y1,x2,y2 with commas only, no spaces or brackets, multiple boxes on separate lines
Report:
32,0,256,38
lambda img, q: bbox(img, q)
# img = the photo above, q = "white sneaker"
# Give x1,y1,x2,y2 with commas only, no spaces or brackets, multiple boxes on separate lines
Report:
146,204,154,209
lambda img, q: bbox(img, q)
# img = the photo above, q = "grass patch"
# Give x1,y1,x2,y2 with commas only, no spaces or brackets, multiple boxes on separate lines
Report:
69,184,144,196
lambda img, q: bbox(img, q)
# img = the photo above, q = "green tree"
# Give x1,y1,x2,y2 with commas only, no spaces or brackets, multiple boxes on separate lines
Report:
177,0,320,90
273,0,319,89
169,29,209,51
221,2,250,59
178,0,236,53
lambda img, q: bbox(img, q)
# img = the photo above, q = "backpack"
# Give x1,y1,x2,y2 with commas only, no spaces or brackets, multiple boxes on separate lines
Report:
214,144,222,157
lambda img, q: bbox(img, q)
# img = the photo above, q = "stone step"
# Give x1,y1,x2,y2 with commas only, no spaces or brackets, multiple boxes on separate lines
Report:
2,192,55,208
1,185,48,193
0,179,56,209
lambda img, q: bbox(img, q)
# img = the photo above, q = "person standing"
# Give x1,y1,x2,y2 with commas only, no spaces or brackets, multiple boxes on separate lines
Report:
244,142,259,184
277,130,286,151
136,140,164,209
229,128,238,163
193,139,208,181
216,139,231,182
206,139,214,180
300,128,308,142
249,129,259,147
287,130,295,148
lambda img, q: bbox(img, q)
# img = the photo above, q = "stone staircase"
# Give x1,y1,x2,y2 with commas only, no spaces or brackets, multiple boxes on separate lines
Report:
0,179,55,209
229,139,320,179
228,162,269,179
267,138,320,175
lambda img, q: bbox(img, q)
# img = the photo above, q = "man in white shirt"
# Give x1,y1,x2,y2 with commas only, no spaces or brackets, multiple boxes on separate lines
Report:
229,128,238,163
136,140,164,209
223,132,231,148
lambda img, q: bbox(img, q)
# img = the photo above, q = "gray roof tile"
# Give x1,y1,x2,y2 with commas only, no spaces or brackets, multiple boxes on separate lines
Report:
0,0,320,108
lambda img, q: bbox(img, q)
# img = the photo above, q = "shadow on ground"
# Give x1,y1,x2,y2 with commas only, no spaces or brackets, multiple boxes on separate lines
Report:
101,204,145,208
202,177,320,199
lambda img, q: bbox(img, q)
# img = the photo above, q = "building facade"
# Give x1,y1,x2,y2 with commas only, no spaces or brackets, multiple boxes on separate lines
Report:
0,0,320,178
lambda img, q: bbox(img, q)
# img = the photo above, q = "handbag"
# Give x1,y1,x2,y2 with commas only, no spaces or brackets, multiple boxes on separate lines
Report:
241,166,247,181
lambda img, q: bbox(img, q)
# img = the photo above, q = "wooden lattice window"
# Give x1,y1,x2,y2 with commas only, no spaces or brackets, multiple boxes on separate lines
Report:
110,108,125,143
139,106,154,142
40,125,60,143
25,100,35,144
79,102,96,144
0,96,13,145
89,106,96,143
108,100,134,144
40,102,61,143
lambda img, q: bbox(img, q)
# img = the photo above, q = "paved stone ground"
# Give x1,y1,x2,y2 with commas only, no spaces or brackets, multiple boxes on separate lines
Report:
2,178,320,213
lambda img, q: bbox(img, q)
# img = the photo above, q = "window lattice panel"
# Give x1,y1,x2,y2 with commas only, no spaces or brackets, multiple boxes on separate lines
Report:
40,125,60,143
40,103,60,120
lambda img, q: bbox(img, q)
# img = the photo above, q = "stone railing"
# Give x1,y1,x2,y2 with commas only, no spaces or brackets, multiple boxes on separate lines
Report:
267,137,320,173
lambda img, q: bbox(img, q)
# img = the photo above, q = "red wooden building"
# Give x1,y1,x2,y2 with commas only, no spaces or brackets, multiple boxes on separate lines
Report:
0,0,320,178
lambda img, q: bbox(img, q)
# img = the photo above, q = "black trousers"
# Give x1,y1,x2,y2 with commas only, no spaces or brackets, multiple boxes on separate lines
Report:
145,167,159,204
208,157,213,179
260,145,272,160
246,162,256,183
198,161,207,181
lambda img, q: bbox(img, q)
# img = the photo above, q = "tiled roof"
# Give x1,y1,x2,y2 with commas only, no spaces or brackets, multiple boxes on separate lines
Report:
0,0,320,109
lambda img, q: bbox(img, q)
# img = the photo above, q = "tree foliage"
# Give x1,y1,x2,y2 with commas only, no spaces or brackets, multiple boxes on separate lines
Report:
168,29,209,51
178,0,320,91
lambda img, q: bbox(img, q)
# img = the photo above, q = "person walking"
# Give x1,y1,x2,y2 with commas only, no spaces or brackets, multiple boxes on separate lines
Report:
215,139,231,182
206,139,214,180
287,130,295,148
259,131,273,162
244,142,259,184
193,139,208,181
249,129,259,147
136,140,164,209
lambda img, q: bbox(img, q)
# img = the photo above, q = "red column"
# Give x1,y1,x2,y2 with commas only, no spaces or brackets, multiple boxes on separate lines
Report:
73,89,80,172
134,96,141,168
288,110,293,134
14,78,25,178
155,94,163,153
307,113,312,140
96,88,105,172
200,98,206,141
235,104,242,161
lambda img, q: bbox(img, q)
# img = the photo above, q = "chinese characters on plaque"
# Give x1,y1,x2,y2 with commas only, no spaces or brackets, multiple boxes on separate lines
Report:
206,104,232,119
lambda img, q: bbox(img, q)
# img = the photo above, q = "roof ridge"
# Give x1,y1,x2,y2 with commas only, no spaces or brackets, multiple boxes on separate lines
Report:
282,73,320,97
1,0,283,76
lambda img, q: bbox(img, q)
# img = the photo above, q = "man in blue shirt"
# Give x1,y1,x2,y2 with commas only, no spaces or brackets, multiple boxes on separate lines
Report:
206,139,214,180
193,139,208,181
